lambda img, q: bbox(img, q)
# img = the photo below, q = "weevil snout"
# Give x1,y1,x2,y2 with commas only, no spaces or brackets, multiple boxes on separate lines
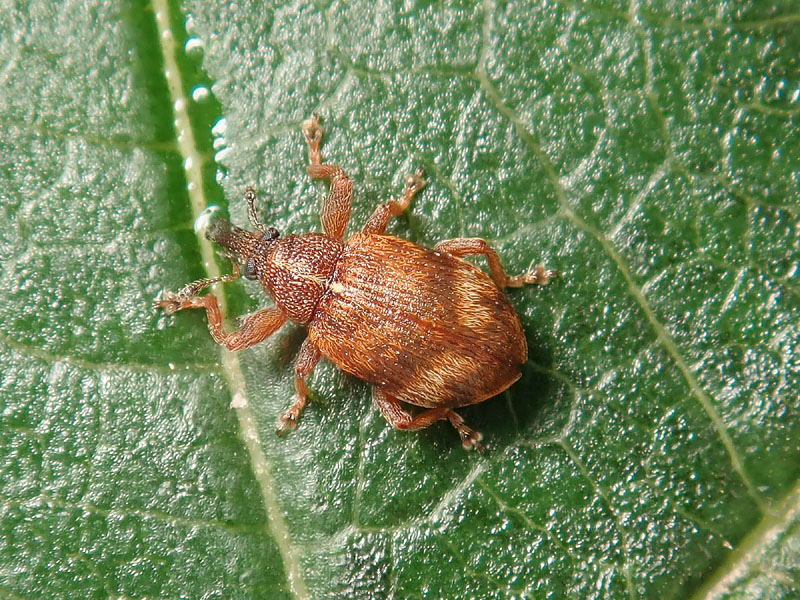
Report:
204,216,278,271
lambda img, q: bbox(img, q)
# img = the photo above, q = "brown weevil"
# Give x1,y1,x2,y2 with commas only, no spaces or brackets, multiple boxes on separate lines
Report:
156,115,557,450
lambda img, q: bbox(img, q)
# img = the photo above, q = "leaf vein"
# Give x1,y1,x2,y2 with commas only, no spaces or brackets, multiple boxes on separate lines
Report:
0,333,218,376
559,439,636,599
473,0,767,516
1,493,264,538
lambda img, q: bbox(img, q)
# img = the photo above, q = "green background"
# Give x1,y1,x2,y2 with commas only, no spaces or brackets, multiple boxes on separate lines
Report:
1,0,798,598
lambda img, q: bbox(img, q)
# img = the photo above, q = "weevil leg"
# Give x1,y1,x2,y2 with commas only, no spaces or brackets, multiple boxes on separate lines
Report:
361,168,426,235
154,259,242,309
277,337,322,435
302,114,353,241
434,238,558,288
372,389,485,451
157,288,287,351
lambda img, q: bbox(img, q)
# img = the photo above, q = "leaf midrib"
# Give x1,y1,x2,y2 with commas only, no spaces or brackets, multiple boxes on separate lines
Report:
151,2,308,597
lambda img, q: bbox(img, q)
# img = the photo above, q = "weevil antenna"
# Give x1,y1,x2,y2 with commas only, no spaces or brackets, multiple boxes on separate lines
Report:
244,187,266,233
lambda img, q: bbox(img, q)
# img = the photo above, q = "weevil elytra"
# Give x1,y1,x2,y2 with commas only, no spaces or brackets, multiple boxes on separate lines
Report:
157,115,557,450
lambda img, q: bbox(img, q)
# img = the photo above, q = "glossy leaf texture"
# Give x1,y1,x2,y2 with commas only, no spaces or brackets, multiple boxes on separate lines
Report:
1,0,798,598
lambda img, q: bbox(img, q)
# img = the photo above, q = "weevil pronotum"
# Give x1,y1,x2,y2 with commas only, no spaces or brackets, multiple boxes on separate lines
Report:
157,115,557,450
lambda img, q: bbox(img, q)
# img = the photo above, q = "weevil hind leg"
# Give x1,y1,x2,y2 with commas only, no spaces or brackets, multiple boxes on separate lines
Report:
277,337,322,435
372,389,485,451
302,114,353,241
362,168,426,235
434,238,558,288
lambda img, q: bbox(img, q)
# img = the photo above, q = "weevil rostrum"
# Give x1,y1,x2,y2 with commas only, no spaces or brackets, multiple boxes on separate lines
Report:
157,115,557,450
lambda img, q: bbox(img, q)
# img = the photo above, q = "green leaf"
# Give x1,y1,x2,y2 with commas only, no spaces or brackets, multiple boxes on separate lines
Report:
1,0,798,598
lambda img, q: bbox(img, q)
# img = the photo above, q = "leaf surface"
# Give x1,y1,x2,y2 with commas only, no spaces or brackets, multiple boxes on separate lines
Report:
1,0,798,598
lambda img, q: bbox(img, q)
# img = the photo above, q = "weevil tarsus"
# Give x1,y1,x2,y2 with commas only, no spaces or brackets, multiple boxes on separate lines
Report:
362,166,427,235
302,112,324,165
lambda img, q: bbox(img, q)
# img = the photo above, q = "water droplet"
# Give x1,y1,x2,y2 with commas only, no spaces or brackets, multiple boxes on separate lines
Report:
191,85,210,103
194,204,221,233
230,392,248,408
215,147,232,162
185,36,204,56
211,117,228,137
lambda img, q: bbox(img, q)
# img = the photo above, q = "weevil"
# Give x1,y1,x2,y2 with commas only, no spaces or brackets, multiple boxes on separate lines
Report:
156,115,557,450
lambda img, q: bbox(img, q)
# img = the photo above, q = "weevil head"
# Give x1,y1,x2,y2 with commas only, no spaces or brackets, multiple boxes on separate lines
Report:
204,216,279,282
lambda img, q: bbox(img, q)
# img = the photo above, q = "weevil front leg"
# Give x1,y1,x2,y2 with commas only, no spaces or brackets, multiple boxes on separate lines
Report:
372,389,485,451
159,294,287,352
277,337,322,435
156,268,287,352
434,238,558,288
361,168,426,235
302,114,353,241
155,258,242,312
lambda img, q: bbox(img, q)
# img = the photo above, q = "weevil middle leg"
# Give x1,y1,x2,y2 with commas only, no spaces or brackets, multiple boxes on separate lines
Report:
277,337,322,435
303,114,353,241
434,238,558,288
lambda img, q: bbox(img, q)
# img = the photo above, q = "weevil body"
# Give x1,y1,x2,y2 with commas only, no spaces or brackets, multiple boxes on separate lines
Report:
157,115,556,450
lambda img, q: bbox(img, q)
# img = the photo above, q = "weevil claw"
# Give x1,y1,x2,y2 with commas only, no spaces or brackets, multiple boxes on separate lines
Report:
404,169,426,194
276,415,298,436
302,114,323,145
460,429,485,452
154,292,183,314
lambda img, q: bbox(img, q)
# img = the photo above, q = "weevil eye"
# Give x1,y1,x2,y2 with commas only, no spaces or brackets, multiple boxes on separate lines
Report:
244,258,258,280
262,227,279,241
